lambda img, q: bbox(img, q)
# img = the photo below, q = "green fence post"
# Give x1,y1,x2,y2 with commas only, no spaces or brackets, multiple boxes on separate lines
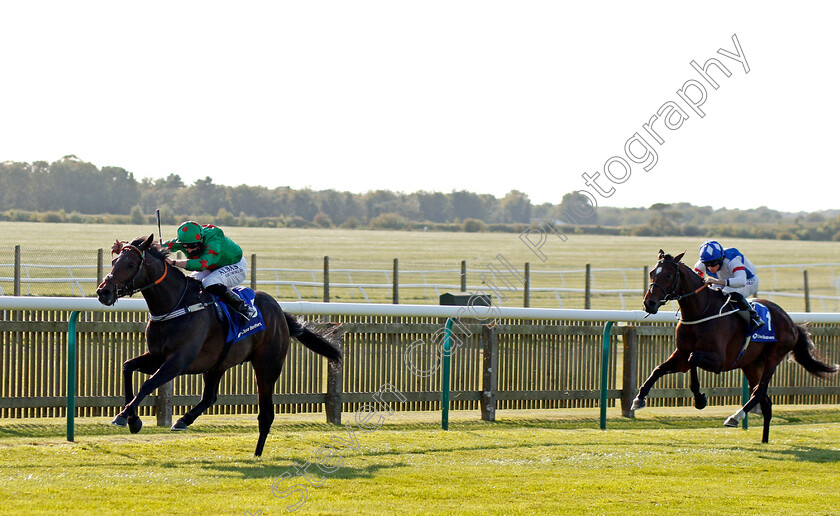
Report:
442,318,454,431
600,321,614,430
742,373,749,430
67,311,80,442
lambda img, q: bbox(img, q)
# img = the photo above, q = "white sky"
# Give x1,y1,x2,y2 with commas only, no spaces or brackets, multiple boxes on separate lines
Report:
1,2,838,213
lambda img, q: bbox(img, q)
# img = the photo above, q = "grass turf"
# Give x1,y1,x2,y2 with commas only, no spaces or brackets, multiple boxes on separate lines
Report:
2,406,840,515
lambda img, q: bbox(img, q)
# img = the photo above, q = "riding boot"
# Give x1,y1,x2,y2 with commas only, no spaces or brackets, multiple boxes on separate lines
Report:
730,291,763,334
207,284,257,320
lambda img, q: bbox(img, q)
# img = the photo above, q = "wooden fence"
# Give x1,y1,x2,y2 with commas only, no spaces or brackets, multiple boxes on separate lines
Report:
2,309,839,423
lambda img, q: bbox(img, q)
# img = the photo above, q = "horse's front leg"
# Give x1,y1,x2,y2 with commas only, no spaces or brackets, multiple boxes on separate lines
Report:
689,366,707,410
632,351,689,411
114,350,198,434
113,353,164,433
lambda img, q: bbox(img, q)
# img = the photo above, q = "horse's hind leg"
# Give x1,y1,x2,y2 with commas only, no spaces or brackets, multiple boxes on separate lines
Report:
690,367,707,410
253,366,281,457
724,362,778,443
113,352,164,432
632,352,687,411
172,371,224,431
251,333,286,457
760,396,773,443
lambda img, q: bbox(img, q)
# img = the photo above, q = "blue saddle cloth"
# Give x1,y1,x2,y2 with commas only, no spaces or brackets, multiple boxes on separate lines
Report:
213,287,266,344
749,301,776,343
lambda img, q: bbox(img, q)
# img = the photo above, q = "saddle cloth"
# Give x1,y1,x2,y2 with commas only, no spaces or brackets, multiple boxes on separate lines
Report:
213,287,266,344
748,301,777,343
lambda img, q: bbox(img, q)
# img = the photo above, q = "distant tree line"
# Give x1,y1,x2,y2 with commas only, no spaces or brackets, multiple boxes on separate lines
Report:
2,156,840,240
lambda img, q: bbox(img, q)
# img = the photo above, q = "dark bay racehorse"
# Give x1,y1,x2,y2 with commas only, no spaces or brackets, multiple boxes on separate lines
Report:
634,250,837,443
96,235,342,456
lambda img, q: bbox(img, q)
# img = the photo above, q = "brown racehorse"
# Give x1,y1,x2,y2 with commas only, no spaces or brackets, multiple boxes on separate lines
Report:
634,250,837,443
96,234,342,456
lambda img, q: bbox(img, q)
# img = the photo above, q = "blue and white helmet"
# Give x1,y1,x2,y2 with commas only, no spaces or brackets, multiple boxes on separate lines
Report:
699,240,724,263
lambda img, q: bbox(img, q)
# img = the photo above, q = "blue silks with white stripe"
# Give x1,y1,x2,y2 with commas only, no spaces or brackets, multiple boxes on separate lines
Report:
749,301,776,343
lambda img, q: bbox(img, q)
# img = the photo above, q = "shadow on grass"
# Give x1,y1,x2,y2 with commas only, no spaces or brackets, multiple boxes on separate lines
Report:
3,407,840,440
208,461,410,481
758,446,840,463
0,418,332,439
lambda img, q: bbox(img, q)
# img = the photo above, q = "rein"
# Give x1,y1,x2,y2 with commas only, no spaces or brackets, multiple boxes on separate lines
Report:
648,259,708,305
108,244,170,298
107,244,206,320
677,294,739,325
647,259,717,321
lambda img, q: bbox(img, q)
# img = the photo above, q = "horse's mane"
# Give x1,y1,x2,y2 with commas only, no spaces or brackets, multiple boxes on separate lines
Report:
126,236,202,289
128,236,170,260
660,252,703,280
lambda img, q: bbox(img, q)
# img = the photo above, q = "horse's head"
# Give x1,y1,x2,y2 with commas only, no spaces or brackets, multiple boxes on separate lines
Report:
96,234,165,306
643,249,686,314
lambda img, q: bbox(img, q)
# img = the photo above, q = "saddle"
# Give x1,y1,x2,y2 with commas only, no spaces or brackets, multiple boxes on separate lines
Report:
205,287,266,373
208,287,266,344
723,297,776,343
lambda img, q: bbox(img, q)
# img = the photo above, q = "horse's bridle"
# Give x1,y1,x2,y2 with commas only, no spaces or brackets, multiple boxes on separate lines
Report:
647,259,683,307
104,244,169,298
647,259,710,307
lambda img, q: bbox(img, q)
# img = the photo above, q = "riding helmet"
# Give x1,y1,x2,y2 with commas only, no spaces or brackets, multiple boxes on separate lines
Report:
176,221,203,243
698,240,724,262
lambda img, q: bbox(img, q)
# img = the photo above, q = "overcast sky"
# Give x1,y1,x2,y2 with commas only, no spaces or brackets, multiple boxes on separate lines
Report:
1,2,837,213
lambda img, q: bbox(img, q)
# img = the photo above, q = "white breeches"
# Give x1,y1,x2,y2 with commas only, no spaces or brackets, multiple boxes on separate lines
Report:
721,276,759,298
192,257,248,289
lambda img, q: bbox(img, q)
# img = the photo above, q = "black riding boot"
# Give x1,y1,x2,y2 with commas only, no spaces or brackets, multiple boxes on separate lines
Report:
206,284,257,320
730,291,763,334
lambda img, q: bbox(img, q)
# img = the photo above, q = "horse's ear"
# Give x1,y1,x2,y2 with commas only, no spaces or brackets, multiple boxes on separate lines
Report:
142,234,154,249
674,251,686,262
658,249,665,259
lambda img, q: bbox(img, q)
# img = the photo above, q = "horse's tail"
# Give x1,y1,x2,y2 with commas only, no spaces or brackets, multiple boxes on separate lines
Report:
792,325,838,379
284,313,343,366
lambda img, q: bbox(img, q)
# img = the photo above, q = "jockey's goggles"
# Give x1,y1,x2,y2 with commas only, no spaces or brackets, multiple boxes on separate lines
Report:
703,259,723,269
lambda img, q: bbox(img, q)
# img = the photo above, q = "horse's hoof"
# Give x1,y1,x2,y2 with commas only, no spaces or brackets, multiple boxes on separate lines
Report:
171,420,188,431
723,416,739,427
112,415,128,427
694,393,708,410
128,417,143,434
631,398,646,411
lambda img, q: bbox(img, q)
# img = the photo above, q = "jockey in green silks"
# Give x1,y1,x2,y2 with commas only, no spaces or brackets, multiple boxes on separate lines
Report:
162,221,257,320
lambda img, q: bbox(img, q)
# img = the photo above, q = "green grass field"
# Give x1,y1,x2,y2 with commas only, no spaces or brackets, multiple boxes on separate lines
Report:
4,221,840,266
3,223,840,514
2,221,840,310
2,406,840,515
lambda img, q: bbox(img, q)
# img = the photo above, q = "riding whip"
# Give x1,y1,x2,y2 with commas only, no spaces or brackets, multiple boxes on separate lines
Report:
156,209,162,246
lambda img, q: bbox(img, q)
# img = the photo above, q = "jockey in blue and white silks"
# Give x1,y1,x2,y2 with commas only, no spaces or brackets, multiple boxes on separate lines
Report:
693,240,764,333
